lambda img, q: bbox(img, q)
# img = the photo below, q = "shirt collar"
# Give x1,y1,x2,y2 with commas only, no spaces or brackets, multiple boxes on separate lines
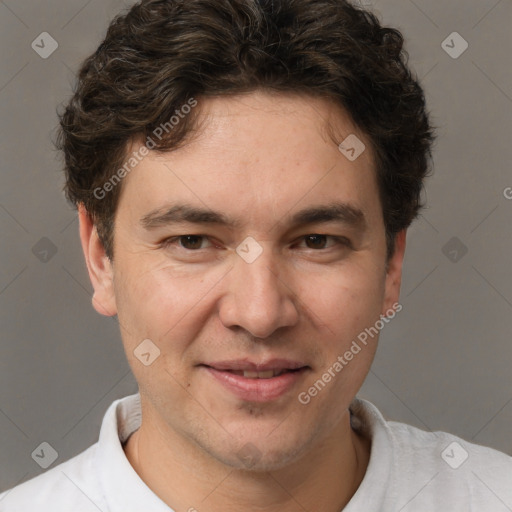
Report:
345,398,396,511
93,393,393,511
95,393,174,511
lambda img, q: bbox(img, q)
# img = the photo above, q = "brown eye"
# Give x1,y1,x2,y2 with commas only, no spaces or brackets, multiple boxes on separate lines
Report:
304,235,328,249
179,235,205,250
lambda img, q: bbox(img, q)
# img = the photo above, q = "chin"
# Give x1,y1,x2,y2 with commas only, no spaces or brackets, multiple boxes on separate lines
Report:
202,428,315,473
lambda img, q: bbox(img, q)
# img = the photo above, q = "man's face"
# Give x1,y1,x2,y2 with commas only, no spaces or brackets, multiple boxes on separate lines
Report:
87,92,404,470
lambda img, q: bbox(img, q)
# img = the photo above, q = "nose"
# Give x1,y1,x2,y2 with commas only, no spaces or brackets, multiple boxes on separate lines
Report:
218,248,300,339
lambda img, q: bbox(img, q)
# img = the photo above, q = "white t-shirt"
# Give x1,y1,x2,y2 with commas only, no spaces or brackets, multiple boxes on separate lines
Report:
1,393,511,511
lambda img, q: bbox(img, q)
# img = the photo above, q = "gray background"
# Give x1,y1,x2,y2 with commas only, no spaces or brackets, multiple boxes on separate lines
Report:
0,0,511,492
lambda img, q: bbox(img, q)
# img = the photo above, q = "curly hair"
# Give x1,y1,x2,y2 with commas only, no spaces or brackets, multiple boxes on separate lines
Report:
57,0,435,260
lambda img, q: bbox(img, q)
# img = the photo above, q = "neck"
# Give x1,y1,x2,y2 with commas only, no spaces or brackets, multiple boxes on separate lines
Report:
124,405,370,512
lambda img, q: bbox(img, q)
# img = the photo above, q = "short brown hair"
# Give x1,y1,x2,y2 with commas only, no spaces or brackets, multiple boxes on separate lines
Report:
57,0,435,260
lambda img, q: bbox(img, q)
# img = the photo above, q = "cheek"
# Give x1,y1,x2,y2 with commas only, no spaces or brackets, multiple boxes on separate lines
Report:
112,262,182,351
112,261,224,354
112,266,198,397
298,259,386,339
296,266,385,411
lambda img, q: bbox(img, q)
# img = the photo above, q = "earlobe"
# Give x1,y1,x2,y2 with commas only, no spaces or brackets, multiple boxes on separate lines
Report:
382,230,406,315
78,205,117,317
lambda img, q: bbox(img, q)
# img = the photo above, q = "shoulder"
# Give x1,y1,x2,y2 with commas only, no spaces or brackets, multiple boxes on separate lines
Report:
350,399,512,511
390,421,512,510
0,394,141,512
0,444,107,512
389,417,512,471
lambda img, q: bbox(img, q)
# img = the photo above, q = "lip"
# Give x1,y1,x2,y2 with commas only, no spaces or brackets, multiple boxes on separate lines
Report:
200,359,310,402
203,358,308,372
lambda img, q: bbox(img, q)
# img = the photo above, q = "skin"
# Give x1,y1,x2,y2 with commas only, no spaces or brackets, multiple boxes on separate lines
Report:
79,91,406,512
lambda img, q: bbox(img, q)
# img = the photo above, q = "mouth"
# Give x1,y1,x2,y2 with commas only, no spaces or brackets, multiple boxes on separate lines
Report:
199,360,310,402
218,368,303,379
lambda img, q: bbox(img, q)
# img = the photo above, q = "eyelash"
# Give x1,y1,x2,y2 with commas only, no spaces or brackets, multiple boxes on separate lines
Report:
160,234,352,251
160,235,216,250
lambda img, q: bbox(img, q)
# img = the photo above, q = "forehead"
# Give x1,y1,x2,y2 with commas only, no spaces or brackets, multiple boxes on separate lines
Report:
177,91,372,165
118,91,380,229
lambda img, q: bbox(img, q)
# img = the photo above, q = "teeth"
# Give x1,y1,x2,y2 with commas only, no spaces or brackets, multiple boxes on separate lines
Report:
241,369,284,379
223,369,295,378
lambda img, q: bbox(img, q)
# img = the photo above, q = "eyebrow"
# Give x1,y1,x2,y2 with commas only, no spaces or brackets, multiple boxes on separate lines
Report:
140,202,366,231
140,205,237,229
289,203,366,230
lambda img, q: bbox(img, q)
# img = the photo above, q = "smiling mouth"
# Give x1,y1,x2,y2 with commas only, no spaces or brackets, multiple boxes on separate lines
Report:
200,363,309,402
222,368,303,379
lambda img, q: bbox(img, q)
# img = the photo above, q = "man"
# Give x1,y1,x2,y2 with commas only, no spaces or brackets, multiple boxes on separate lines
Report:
1,0,511,510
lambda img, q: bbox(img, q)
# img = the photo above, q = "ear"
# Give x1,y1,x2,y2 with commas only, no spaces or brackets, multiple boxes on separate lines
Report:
78,204,117,317
381,229,406,315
